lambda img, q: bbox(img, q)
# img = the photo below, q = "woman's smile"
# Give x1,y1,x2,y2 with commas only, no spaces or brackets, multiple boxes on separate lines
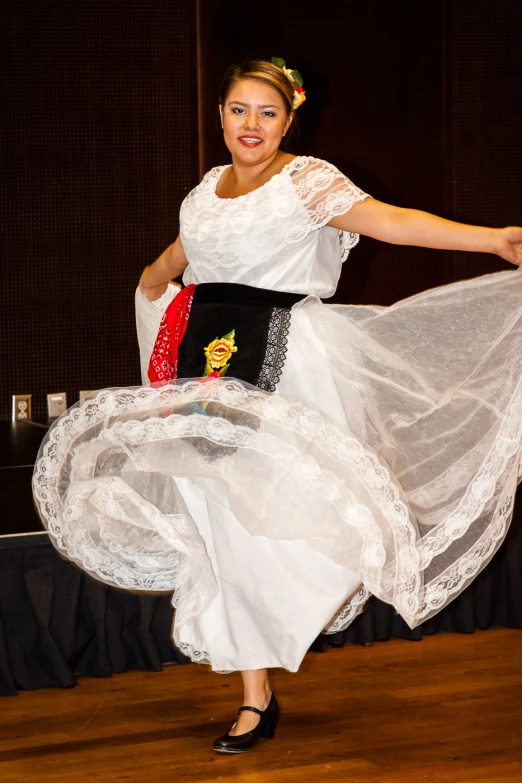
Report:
238,135,263,147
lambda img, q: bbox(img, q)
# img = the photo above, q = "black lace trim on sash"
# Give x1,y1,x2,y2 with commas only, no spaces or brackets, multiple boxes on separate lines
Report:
256,307,292,393
177,284,303,393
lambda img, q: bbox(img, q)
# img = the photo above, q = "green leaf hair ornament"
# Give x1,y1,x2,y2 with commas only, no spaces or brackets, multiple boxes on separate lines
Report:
271,57,306,109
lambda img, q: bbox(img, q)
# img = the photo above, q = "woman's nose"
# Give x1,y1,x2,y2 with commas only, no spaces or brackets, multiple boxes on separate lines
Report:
243,111,260,130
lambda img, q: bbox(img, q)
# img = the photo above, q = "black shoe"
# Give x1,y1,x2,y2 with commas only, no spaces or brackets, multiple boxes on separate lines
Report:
213,692,280,754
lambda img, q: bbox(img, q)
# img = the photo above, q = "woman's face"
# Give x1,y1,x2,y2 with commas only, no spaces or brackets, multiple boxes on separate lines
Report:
219,78,292,165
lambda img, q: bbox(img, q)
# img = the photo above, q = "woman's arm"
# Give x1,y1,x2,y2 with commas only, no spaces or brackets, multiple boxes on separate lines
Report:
328,199,522,266
139,235,189,301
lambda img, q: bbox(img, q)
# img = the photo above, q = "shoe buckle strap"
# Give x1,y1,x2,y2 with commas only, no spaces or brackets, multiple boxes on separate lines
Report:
237,705,263,717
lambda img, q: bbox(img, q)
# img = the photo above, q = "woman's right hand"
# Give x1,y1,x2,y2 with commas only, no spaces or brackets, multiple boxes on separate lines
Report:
139,268,169,301
139,237,189,300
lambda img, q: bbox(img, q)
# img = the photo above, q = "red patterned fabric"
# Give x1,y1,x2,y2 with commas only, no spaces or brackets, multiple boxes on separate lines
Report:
148,284,196,383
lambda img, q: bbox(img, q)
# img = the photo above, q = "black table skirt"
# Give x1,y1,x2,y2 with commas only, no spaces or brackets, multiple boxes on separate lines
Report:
1,501,521,696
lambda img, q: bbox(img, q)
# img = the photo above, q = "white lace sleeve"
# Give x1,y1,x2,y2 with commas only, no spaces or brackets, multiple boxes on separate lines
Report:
290,157,371,259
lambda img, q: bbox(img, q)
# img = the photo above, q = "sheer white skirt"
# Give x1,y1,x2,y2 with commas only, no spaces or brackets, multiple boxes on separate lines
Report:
33,271,522,672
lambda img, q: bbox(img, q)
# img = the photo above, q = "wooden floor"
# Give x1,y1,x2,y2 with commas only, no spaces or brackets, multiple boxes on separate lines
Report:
0,629,521,783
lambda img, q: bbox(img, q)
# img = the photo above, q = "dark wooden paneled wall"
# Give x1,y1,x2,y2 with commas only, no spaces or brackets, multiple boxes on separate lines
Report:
2,1,521,419
197,1,449,306
197,0,522,304
449,0,522,281
1,1,198,421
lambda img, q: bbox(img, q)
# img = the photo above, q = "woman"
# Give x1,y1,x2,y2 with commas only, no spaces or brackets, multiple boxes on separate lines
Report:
34,59,522,754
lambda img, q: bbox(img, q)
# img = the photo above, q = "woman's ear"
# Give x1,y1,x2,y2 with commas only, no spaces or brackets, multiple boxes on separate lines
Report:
219,104,223,128
283,113,294,137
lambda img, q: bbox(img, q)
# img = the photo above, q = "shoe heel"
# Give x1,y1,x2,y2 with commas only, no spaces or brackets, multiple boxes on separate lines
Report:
259,717,278,741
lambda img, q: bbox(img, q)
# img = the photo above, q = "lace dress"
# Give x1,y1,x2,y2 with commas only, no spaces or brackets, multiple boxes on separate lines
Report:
33,157,522,672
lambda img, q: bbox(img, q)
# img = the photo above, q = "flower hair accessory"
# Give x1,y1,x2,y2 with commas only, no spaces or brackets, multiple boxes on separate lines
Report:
271,57,306,110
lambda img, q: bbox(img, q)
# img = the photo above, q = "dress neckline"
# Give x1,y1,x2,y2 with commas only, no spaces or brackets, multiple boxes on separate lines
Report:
212,155,301,201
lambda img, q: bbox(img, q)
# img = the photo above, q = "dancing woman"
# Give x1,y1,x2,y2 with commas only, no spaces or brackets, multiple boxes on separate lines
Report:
34,58,522,754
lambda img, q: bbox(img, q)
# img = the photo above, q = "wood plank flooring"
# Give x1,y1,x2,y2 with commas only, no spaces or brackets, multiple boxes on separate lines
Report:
0,628,521,782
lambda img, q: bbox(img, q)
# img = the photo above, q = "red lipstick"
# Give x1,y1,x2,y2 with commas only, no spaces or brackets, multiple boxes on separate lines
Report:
239,136,263,148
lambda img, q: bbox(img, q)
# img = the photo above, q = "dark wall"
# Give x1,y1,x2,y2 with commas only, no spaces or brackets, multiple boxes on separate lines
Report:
197,0,449,306
1,1,198,421
2,1,521,421
448,0,522,281
197,0,522,303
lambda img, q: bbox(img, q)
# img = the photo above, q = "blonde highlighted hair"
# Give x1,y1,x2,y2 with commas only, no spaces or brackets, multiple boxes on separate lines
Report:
219,59,296,116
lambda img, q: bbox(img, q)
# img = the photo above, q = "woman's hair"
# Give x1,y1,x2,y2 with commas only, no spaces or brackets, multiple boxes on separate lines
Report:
219,59,295,116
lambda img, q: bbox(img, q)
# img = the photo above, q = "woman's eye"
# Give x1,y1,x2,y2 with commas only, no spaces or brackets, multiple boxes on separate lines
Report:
230,108,276,117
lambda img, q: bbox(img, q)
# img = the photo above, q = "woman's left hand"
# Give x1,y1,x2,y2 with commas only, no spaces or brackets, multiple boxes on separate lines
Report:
494,226,522,266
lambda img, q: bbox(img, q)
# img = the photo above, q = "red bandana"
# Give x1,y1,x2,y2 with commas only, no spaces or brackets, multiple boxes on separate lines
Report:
148,284,196,383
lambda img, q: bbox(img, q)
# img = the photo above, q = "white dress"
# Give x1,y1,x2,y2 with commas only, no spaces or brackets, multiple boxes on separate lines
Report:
33,157,522,672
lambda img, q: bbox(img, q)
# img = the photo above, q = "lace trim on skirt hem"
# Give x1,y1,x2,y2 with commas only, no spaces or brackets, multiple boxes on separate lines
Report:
32,379,521,642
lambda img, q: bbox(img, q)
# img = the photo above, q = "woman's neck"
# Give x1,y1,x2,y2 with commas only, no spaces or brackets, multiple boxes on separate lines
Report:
219,151,295,198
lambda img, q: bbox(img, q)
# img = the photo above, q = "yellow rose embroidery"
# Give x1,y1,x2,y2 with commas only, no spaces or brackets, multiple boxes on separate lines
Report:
203,329,238,377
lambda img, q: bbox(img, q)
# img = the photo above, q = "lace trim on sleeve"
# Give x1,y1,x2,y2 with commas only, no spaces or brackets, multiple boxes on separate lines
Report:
290,157,371,260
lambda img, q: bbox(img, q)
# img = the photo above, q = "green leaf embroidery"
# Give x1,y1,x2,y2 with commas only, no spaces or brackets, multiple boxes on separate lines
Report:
222,329,236,341
202,329,237,377
271,57,286,69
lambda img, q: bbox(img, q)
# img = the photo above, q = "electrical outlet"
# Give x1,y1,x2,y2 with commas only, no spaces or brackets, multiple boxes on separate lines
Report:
12,394,32,421
47,392,67,418
79,390,97,404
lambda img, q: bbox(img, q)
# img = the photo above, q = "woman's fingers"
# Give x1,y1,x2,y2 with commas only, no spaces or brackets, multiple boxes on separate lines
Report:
495,227,522,265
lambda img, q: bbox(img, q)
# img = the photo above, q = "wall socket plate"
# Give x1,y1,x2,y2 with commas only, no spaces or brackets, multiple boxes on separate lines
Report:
79,390,97,404
12,394,32,421
47,392,67,418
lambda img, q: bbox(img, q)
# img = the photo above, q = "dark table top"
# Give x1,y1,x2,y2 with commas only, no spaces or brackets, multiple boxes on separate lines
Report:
0,421,51,536
0,420,50,469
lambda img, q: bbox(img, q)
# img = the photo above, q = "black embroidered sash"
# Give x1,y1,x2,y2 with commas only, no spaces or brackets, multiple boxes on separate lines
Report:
177,283,305,391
